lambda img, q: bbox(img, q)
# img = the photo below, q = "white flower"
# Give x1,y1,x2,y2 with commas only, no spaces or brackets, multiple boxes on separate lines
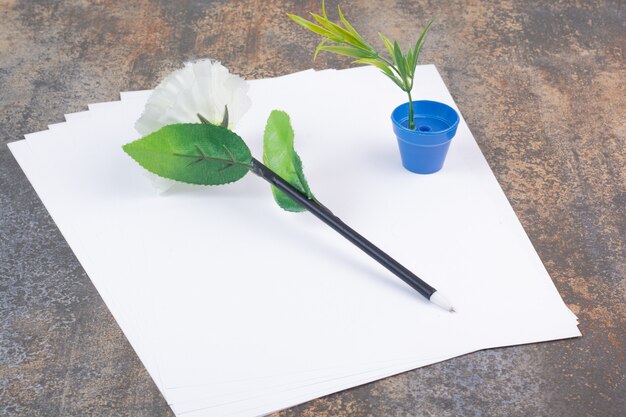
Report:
136,59,251,135
135,60,252,193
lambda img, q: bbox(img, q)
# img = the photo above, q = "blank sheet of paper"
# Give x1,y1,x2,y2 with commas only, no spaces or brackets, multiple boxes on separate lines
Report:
9,65,579,417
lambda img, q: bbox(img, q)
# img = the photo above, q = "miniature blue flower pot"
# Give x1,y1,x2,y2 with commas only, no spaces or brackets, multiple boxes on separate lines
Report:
391,100,460,174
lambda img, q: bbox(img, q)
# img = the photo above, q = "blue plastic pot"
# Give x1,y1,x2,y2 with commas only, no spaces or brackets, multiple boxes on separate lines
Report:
391,100,460,174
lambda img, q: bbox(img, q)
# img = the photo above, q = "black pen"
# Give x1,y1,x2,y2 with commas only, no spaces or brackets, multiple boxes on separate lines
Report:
250,158,455,312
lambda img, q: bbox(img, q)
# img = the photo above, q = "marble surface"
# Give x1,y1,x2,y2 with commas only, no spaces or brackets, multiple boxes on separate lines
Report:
0,1,624,416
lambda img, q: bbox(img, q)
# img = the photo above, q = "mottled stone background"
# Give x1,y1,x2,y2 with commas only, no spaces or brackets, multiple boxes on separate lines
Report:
0,0,624,416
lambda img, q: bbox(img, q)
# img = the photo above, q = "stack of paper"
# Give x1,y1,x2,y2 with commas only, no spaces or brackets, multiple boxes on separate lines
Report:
8,65,580,417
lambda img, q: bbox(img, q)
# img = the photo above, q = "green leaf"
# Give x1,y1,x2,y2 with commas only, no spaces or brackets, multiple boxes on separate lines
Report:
321,0,328,19
197,113,211,124
287,13,337,40
318,45,375,59
220,105,229,128
122,124,252,186
337,4,366,45
412,19,434,71
378,32,395,60
263,110,314,212
353,58,393,77
381,70,408,90
313,38,329,61
393,40,409,85
405,47,414,74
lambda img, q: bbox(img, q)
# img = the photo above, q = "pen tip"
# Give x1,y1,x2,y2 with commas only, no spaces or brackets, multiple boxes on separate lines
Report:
429,291,455,312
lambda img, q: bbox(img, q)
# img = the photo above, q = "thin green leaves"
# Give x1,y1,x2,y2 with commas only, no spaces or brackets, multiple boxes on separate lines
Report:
310,13,368,50
289,2,433,79
288,2,434,130
288,2,384,70
263,110,314,212
122,124,252,186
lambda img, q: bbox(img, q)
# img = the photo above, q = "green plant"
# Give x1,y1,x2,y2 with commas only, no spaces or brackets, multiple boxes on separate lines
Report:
288,1,433,130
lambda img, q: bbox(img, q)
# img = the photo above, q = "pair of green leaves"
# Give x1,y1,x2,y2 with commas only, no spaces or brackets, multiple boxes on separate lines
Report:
122,110,313,212
288,1,432,94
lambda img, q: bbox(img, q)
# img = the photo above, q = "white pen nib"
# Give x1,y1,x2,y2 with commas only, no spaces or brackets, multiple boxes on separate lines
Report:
430,291,455,313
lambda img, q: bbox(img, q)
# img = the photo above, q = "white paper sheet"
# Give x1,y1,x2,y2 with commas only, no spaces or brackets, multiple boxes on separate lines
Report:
9,65,579,417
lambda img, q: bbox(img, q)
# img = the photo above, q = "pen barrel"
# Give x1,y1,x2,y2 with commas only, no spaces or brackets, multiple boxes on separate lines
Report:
250,159,436,300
